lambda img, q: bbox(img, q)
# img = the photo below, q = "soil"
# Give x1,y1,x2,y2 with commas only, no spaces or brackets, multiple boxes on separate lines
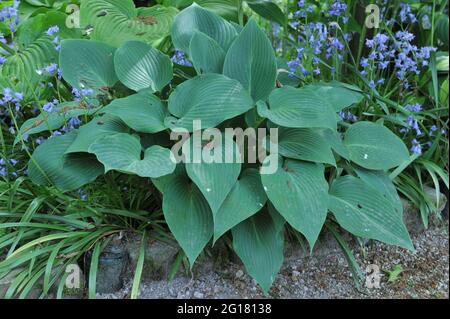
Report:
98,221,449,299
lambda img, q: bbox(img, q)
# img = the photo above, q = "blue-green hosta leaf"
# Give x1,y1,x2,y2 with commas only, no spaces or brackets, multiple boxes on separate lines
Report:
28,131,104,192
89,133,176,178
162,169,213,266
166,74,254,131
354,168,403,215
189,31,226,74
304,81,365,112
184,135,242,214
257,86,337,130
319,129,350,160
344,122,409,170
214,168,267,242
245,0,286,26
261,159,329,248
80,0,178,48
278,127,336,166
14,102,100,145
223,18,277,102
114,41,173,92
65,115,128,154
171,3,237,53
232,208,284,294
101,90,168,133
59,39,118,91
329,176,414,251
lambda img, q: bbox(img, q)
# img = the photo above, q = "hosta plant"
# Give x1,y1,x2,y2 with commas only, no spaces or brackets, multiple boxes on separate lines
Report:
21,4,415,293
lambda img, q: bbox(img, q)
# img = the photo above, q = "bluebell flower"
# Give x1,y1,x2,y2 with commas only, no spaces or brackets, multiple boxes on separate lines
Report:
78,189,88,201
410,139,422,155
399,3,417,24
46,26,60,37
0,56,6,65
405,103,422,113
171,49,192,67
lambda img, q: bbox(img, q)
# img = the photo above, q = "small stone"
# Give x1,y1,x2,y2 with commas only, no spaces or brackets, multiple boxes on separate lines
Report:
193,291,204,299
235,270,244,279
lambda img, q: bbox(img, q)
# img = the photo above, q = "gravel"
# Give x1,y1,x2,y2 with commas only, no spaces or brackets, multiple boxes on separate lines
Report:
98,220,449,299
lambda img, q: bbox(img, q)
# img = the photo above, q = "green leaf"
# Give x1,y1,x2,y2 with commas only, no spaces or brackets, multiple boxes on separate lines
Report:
15,11,81,48
59,39,118,91
89,133,176,178
162,169,213,266
189,31,226,74
14,102,100,145
277,127,336,166
65,115,128,154
114,41,173,92
319,129,350,160
171,3,237,53
166,74,254,131
28,131,104,192
185,135,242,214
257,86,337,130
304,81,365,112
261,159,329,248
232,208,284,294
214,168,267,242
329,175,414,251
101,90,168,133
354,168,403,215
80,0,178,48
223,18,277,102
245,0,286,26
344,121,409,170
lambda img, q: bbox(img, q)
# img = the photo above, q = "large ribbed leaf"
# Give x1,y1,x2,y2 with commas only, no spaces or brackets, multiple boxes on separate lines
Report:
1,36,56,94
278,127,336,166
89,133,176,178
261,159,329,248
101,90,167,133
319,129,350,160
223,18,277,102
163,0,240,21
257,86,337,130
80,0,178,48
59,39,118,91
162,169,213,266
245,0,286,26
329,176,414,251
344,122,409,170
114,41,173,92
166,74,254,131
232,208,284,294
1,11,80,94
304,81,365,112
65,115,128,154
171,3,237,53
214,168,267,242
184,135,242,214
28,132,104,192
14,102,100,145
354,168,403,215
189,31,226,74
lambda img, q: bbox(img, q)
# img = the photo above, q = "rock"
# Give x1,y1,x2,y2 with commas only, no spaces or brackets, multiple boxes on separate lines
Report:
193,291,204,298
86,235,128,294
235,270,244,279
424,186,448,214
126,232,178,280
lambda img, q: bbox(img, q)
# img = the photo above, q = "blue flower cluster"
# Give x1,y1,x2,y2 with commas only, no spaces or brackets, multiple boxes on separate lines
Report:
286,1,350,78
171,49,192,67
0,157,18,178
0,0,20,34
46,25,61,51
360,30,436,90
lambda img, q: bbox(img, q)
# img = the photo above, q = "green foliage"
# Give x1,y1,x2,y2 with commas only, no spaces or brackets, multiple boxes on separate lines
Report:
2,0,447,298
